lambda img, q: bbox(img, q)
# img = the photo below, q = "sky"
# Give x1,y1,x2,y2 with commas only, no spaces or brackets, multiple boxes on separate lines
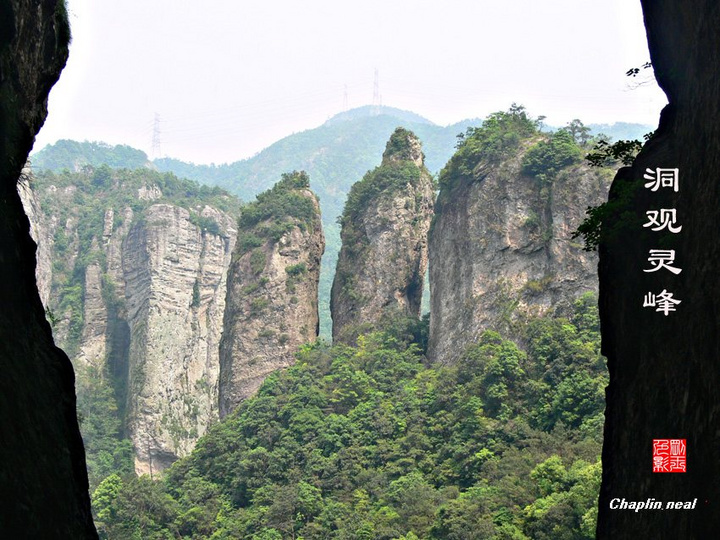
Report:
34,0,668,165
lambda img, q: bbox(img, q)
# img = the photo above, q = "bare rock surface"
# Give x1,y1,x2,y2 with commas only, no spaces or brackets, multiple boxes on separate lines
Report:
219,172,324,417
331,128,434,343
24,172,239,475
428,125,611,364
123,203,236,474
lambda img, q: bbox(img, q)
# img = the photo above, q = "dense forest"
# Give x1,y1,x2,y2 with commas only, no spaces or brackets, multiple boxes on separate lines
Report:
25,106,635,538
91,293,605,539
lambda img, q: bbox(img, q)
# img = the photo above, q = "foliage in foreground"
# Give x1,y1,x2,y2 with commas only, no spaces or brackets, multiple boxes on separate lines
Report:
572,131,655,251
93,294,606,539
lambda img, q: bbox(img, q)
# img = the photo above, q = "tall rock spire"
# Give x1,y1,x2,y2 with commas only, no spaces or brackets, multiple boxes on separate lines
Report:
219,171,324,417
427,110,610,364
331,128,434,343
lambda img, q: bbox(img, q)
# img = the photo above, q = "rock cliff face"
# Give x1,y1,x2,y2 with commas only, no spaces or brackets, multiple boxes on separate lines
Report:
0,0,97,536
219,171,324,417
23,169,240,476
597,1,720,536
17,170,54,305
123,203,236,474
428,117,611,364
330,128,434,343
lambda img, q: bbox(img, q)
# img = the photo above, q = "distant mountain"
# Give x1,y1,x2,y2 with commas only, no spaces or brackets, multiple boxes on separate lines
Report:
542,122,654,143
586,122,656,141
31,140,153,171
324,105,435,126
153,110,476,209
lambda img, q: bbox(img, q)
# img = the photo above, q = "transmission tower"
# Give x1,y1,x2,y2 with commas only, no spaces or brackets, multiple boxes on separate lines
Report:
372,69,381,115
343,84,348,111
151,113,162,158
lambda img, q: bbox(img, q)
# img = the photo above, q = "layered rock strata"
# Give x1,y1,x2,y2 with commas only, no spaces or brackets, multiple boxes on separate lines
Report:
123,204,236,474
219,171,324,417
597,0,720,536
428,124,611,364
330,128,434,343
0,0,97,536
22,172,239,475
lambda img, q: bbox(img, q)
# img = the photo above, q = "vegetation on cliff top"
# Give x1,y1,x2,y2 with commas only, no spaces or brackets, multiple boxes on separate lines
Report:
333,128,432,331
439,104,539,187
92,293,606,539
238,171,318,238
235,171,321,261
383,127,424,161
31,140,151,171
439,105,604,192
521,129,583,184
340,128,429,229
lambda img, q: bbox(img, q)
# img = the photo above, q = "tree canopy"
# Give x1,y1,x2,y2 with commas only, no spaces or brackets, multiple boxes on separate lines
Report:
93,294,606,539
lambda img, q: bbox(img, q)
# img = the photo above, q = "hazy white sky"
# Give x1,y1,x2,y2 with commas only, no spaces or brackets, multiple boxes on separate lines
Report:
34,0,667,165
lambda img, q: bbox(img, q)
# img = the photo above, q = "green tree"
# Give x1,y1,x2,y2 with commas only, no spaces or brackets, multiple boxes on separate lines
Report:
442,105,538,185
522,130,583,183
565,119,591,146
92,473,123,536
93,298,606,539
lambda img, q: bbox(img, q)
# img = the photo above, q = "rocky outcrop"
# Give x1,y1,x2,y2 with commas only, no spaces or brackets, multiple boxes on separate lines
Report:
428,119,611,364
330,128,434,343
0,0,97,536
219,171,324,417
75,261,109,370
23,168,241,476
597,1,720,536
123,204,236,474
17,169,54,306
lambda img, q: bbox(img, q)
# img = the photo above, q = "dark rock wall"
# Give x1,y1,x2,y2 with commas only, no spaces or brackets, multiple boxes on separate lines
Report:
0,0,97,537
597,0,720,536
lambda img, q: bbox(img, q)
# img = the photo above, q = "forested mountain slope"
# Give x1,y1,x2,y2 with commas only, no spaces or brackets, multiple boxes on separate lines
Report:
92,295,607,539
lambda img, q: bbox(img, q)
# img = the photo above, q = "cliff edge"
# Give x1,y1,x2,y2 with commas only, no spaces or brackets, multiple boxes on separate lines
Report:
428,111,610,364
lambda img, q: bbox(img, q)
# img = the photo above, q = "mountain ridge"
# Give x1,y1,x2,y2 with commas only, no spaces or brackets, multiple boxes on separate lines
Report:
31,109,653,338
